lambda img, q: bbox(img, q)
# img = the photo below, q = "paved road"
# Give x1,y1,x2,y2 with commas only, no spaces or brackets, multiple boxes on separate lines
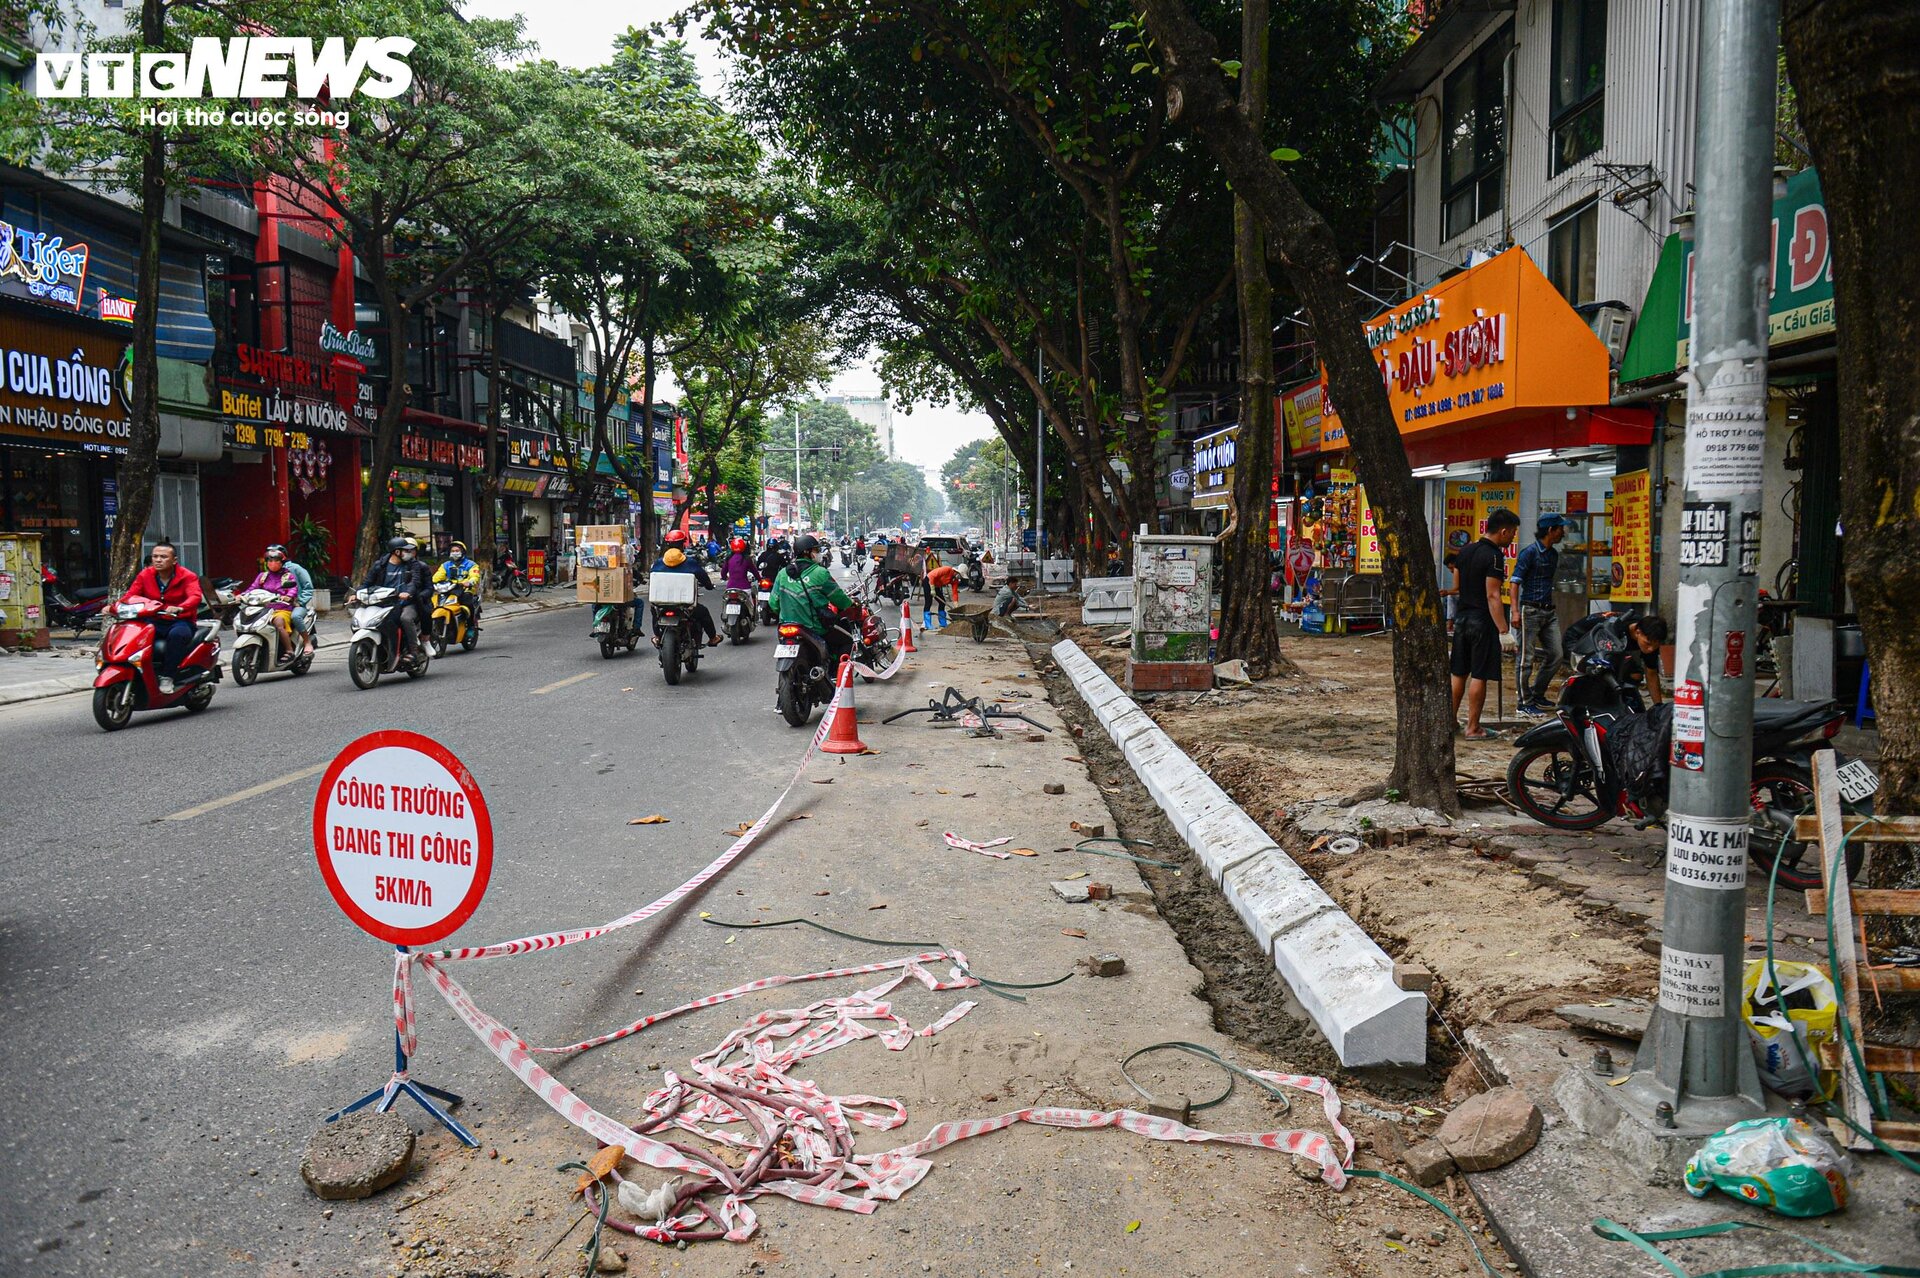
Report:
0,592,811,1274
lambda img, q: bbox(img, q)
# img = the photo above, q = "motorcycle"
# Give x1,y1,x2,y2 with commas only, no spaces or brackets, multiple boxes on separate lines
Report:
426,581,479,658
490,552,531,599
775,613,859,727
40,563,108,635
591,600,641,658
723,587,756,644
1504,641,1874,891
346,586,429,689
647,572,703,685
961,549,986,593
756,576,777,626
850,608,896,682
92,597,222,731
230,588,315,685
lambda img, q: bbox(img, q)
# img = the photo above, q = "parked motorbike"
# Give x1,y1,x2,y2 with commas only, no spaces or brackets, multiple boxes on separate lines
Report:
961,549,986,593
40,563,108,635
756,576,777,626
230,588,315,685
1504,641,1874,891
490,552,531,599
850,608,896,682
92,597,221,730
723,587,756,644
425,581,479,658
647,573,703,685
774,615,858,727
591,600,640,658
346,586,429,689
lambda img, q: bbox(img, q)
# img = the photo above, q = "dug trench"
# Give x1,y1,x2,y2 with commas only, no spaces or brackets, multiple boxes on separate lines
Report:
1025,642,1445,1100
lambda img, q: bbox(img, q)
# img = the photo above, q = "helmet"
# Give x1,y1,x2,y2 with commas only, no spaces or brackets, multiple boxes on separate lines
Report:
264,543,287,560
449,540,467,556
663,548,686,568
665,529,687,546
792,534,820,559
731,537,747,552
388,536,412,553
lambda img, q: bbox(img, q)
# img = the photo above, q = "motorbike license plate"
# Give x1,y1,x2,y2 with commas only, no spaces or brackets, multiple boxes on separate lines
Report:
1837,758,1880,803
775,643,800,659
758,590,771,602
725,604,743,617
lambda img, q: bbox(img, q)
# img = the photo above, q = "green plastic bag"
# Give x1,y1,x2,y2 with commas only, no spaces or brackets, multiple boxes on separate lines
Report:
1683,1116,1857,1218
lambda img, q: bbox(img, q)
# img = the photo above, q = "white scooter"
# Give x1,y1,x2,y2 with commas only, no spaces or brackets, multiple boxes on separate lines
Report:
230,588,316,685
347,586,429,689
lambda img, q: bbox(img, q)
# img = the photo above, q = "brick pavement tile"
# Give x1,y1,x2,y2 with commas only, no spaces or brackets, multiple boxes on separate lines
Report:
1509,847,1572,869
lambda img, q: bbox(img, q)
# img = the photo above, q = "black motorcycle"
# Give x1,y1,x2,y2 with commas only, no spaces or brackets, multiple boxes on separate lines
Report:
1504,637,1874,892
774,616,857,727
961,549,986,593
723,587,756,644
591,601,640,659
647,575,703,685
490,551,531,599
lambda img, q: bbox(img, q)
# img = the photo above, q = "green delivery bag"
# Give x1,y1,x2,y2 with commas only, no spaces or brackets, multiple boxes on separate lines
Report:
1683,1116,1858,1218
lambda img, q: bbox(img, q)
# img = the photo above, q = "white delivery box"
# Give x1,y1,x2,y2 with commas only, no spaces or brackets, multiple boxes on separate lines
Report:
646,572,698,604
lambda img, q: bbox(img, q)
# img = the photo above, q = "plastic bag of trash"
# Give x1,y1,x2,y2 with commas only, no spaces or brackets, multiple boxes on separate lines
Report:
1683,1116,1857,1217
1741,959,1837,1097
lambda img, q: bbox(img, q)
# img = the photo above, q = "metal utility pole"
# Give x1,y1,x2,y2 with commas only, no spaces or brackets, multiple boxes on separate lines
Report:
1035,344,1046,557
1623,0,1778,1126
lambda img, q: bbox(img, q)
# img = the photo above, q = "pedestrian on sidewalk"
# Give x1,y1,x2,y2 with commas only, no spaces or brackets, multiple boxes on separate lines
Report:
1449,508,1520,739
1512,515,1568,715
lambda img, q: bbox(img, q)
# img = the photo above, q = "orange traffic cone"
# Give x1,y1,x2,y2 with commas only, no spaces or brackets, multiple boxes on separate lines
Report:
820,658,869,755
899,599,917,654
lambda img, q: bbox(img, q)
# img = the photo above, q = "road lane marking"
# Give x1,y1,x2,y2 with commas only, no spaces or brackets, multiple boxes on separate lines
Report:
163,761,330,822
530,672,597,695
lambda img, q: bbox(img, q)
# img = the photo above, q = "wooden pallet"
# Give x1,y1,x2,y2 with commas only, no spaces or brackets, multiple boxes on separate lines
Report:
1798,750,1920,1153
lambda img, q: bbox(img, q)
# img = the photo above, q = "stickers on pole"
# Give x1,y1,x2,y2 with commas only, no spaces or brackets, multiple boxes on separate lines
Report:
1684,365,1767,499
1665,813,1749,891
1659,946,1727,1016
312,730,494,945
1671,680,1706,771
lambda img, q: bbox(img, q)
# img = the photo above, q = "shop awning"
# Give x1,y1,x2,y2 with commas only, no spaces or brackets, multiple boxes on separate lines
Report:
403,406,489,437
1617,167,1836,388
1282,246,1652,469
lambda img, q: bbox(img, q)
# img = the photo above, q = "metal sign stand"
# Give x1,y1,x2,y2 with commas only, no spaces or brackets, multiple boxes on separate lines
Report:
325,945,478,1147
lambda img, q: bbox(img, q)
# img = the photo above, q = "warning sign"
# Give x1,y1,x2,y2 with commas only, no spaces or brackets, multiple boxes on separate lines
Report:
1659,946,1727,1016
1664,813,1749,891
312,730,494,945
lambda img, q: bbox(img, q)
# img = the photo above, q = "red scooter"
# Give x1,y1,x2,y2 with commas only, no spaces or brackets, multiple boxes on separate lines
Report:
92,596,223,731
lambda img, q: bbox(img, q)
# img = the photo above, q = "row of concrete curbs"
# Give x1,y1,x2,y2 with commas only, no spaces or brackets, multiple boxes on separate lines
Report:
1049,639,1427,1067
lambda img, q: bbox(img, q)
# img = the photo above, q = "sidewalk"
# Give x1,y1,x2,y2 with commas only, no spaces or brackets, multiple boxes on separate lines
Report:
0,592,584,706
368,620,1502,1278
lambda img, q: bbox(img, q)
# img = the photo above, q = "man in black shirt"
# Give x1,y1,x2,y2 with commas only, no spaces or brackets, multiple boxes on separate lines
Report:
1449,508,1520,738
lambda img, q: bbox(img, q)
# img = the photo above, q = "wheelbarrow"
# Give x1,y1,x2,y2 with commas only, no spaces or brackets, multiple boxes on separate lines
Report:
950,603,997,643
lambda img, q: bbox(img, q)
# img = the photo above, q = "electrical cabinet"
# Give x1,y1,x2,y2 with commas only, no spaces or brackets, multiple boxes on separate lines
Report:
1131,535,1214,663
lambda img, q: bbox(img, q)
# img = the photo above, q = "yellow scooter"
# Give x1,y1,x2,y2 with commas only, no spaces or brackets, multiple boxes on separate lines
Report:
426,580,479,657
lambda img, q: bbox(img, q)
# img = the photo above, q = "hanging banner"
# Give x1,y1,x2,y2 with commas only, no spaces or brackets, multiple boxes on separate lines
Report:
1610,469,1652,603
1442,480,1479,556
1476,482,1520,604
1356,488,1381,574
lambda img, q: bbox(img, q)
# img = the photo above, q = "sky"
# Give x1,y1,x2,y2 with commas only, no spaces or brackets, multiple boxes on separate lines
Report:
461,0,996,476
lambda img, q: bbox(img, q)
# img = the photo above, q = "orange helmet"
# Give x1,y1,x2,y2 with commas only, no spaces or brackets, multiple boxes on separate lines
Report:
665,529,687,546
731,537,747,552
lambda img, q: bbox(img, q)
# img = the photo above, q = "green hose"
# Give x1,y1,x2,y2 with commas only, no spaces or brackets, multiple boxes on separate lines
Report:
698,915,1074,1000
557,1160,610,1273
1075,837,1181,869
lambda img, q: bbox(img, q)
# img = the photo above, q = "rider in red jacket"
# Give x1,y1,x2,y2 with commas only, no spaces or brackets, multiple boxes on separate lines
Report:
118,541,204,689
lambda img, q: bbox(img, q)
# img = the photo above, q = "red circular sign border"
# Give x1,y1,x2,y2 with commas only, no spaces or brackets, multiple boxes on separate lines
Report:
312,729,494,947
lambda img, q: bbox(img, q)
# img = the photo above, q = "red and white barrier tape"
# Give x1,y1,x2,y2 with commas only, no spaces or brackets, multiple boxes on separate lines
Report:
941,831,1013,859
380,616,1361,1245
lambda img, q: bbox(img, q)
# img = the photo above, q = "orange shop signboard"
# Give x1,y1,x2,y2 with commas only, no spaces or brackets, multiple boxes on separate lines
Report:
1302,248,1637,468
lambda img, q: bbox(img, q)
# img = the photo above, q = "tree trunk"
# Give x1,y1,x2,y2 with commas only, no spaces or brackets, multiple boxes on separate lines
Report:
354,281,411,583
1216,0,1294,678
106,19,167,592
1143,0,1455,811
1785,0,1920,1068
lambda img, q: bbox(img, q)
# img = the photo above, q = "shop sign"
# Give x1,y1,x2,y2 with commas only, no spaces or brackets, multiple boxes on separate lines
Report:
95,290,135,324
0,308,131,449
221,341,373,436
1609,469,1652,603
1442,480,1479,554
401,431,483,471
1356,488,1381,574
1280,379,1346,456
501,470,548,497
1476,483,1520,604
1190,424,1237,510
1678,168,1833,365
226,420,311,452
0,219,92,309
507,428,559,469
317,320,377,366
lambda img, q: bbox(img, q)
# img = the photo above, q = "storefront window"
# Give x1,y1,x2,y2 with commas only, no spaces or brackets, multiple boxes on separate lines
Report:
1442,25,1511,241
3,450,105,585
1550,0,1608,175
1547,199,1599,306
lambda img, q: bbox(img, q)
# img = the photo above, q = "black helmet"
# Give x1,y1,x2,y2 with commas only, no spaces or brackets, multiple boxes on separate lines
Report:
792,533,820,559
387,536,411,552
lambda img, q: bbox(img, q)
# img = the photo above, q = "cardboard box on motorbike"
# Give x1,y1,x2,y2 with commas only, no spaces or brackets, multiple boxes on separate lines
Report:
578,566,633,604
